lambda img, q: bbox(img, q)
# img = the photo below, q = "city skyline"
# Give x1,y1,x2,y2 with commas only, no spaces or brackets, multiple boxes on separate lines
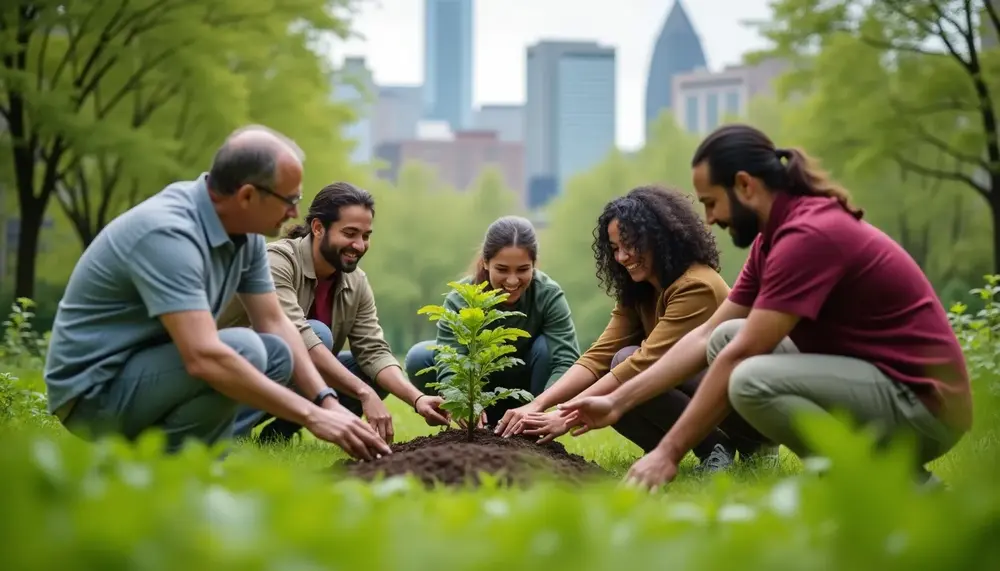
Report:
330,0,774,150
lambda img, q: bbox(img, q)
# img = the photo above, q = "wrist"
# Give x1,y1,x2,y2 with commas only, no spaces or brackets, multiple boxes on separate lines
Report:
656,437,686,464
413,393,427,409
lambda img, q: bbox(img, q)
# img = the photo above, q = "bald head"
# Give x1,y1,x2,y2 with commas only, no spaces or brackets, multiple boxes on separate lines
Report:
207,124,304,196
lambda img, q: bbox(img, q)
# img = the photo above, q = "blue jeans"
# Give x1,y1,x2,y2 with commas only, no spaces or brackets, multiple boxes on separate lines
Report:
404,335,551,424
232,319,387,441
63,327,294,454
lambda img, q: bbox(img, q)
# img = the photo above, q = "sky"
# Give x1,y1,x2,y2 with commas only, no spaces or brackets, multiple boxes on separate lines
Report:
327,0,776,151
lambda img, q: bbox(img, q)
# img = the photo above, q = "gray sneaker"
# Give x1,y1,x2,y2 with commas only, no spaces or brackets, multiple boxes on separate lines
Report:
694,443,735,474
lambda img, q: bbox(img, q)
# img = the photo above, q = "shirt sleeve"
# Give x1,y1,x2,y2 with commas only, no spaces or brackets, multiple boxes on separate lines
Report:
575,302,644,378
610,278,721,383
727,236,762,307
238,236,276,295
753,226,848,320
348,276,400,379
126,229,211,318
267,247,323,350
539,287,582,385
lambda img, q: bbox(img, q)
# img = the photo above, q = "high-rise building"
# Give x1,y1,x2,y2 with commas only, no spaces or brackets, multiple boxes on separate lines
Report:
424,0,474,131
524,41,616,209
333,56,376,164
473,104,524,142
371,85,425,150
644,0,707,140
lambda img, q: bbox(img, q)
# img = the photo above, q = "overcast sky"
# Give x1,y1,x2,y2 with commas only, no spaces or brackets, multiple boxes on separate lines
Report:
327,0,775,150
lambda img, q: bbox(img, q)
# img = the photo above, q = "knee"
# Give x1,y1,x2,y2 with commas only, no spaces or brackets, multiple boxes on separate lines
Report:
218,327,269,371
707,319,746,364
727,357,774,411
258,333,295,383
307,319,334,350
404,340,437,378
611,345,640,369
529,335,550,364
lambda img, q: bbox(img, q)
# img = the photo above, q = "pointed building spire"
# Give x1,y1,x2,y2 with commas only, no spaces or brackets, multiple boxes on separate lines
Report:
644,0,708,140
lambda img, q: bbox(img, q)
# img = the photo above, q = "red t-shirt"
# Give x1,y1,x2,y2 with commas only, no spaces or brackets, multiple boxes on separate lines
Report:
308,276,337,329
728,192,972,432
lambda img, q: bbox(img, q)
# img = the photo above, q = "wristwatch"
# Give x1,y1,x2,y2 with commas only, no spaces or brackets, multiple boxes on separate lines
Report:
313,387,338,405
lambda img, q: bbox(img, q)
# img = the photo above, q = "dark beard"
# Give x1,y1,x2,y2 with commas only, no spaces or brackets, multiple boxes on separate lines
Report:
726,190,761,248
319,239,361,273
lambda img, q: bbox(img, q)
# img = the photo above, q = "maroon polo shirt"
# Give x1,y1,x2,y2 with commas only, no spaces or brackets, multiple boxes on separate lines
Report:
729,192,972,432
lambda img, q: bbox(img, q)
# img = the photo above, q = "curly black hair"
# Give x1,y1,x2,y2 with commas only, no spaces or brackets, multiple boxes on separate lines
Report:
592,185,721,308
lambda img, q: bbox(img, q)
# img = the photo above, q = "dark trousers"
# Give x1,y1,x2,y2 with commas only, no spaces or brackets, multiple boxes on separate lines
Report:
609,345,773,461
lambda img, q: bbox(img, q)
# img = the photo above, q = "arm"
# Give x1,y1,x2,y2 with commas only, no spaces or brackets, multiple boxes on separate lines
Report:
127,230,322,427
264,248,372,400
530,302,639,409
348,277,423,406
656,228,847,465
607,298,751,413
539,287,582,386
237,237,331,404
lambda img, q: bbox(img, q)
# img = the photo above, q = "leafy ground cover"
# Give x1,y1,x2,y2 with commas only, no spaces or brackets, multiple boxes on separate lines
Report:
1,277,998,570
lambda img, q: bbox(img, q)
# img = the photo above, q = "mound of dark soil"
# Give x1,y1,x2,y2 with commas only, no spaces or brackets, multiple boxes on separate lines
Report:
334,427,610,488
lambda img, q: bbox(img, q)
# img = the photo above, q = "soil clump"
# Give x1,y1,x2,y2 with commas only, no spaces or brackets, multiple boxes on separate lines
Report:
334,427,610,488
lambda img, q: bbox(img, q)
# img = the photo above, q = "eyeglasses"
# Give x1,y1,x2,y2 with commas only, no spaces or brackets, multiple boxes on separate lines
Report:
252,184,302,207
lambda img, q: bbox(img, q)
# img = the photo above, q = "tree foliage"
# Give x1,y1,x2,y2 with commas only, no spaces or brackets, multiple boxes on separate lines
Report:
0,0,362,299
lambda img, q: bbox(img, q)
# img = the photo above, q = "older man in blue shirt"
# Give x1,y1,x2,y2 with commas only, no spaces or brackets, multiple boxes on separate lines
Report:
44,125,391,460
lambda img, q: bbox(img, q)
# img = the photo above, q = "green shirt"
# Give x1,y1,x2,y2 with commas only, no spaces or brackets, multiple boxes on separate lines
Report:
434,269,581,386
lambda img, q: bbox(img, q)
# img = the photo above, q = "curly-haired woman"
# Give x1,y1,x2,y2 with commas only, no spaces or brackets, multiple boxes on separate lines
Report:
494,185,774,472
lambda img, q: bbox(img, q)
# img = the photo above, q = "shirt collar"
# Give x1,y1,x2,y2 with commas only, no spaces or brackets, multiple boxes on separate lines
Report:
194,173,233,249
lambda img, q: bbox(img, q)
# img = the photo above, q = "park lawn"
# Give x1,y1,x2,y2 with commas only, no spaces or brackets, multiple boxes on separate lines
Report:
2,363,998,570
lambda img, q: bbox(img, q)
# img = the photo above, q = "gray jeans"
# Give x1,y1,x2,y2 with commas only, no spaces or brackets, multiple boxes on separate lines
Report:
62,327,295,453
710,319,962,467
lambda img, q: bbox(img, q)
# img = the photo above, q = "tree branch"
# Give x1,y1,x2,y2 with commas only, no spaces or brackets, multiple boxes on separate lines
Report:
95,47,180,119
893,152,989,199
986,0,1000,40
49,3,101,89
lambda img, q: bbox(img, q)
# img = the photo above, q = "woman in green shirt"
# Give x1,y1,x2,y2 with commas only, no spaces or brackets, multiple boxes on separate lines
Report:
404,215,582,427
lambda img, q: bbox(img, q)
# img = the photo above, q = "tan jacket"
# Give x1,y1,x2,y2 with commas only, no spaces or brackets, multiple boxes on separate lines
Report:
575,263,731,383
217,235,399,380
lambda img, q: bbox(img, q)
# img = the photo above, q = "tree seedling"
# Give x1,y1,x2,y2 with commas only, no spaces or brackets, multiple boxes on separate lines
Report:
417,281,534,441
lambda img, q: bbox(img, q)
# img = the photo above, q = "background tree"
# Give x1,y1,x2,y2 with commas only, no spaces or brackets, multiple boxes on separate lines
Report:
750,0,1000,272
0,0,361,300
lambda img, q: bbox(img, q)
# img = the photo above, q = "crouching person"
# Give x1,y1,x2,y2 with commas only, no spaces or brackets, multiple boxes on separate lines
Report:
496,186,775,472
404,215,583,427
43,126,390,460
218,181,451,444
561,124,971,489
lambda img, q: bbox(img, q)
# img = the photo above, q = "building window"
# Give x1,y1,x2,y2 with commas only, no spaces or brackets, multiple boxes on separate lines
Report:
685,95,699,133
706,93,719,130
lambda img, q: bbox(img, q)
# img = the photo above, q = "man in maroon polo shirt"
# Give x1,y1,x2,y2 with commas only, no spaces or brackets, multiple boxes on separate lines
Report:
558,123,971,489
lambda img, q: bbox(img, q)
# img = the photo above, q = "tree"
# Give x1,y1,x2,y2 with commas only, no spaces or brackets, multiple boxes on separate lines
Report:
0,0,358,299
751,0,1000,271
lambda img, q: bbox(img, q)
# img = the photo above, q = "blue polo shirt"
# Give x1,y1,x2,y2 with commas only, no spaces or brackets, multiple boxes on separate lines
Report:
43,174,275,416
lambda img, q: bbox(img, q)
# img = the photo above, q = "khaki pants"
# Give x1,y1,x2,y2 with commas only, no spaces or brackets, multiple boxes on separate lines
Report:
709,319,963,467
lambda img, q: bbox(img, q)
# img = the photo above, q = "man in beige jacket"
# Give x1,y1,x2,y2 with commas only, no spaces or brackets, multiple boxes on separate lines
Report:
219,181,451,443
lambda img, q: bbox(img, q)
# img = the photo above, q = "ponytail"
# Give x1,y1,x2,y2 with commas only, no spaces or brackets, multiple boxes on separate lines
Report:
778,147,864,219
283,222,311,239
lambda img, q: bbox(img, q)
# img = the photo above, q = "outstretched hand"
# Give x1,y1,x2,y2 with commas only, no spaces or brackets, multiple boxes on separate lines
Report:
556,395,622,437
414,394,452,426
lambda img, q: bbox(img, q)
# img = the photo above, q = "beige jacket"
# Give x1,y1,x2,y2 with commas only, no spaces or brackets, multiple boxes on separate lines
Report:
217,235,399,380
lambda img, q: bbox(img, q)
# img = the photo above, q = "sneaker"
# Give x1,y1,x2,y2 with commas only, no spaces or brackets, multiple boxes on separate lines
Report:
694,443,735,474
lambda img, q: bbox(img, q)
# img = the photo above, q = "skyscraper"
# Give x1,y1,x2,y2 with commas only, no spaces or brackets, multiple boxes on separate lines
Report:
333,56,376,164
424,0,474,131
525,41,617,209
644,0,707,141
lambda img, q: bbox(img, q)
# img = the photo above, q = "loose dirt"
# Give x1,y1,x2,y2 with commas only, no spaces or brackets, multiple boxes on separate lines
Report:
334,427,610,488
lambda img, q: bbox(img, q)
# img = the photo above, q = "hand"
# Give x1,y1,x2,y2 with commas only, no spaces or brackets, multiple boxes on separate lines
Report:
624,447,679,491
520,410,578,444
304,403,391,461
359,390,394,444
556,395,622,437
456,411,488,430
494,401,543,437
414,394,451,426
